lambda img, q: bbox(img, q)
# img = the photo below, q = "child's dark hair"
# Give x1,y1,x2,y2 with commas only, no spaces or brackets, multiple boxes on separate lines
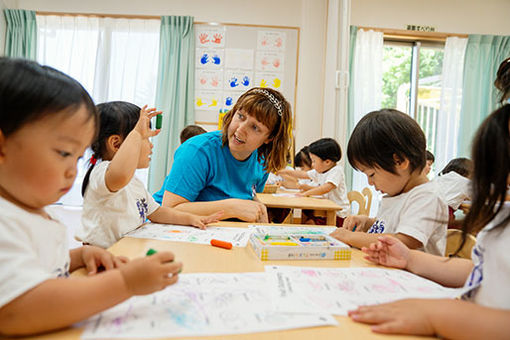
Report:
0,57,97,138
294,146,312,169
347,109,426,174
495,57,510,105
308,138,342,162
81,101,141,196
426,150,435,162
180,124,206,144
462,104,510,238
439,157,473,178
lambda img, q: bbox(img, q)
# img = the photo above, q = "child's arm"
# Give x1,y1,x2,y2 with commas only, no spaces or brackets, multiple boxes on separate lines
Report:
361,236,473,287
69,246,128,274
148,206,223,230
106,106,161,192
162,191,268,223
349,298,510,339
0,252,181,336
331,229,431,256
277,168,310,179
299,182,335,197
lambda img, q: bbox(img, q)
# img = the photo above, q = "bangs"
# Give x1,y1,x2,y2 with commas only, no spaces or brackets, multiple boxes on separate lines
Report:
238,94,279,135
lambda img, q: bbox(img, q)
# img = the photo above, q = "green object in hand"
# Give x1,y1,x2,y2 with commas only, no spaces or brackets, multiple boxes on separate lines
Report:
146,248,158,256
156,115,163,129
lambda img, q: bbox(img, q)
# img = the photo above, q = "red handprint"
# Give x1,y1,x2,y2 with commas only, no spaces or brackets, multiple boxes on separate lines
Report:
261,58,270,67
200,77,207,85
211,77,219,87
199,33,209,44
273,58,281,68
275,37,283,47
261,38,268,46
212,33,223,44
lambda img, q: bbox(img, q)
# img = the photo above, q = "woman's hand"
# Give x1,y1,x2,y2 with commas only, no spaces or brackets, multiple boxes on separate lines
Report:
228,199,268,222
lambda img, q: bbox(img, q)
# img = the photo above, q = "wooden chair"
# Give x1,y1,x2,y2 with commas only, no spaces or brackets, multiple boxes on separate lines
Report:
361,187,372,214
347,190,368,216
445,229,476,259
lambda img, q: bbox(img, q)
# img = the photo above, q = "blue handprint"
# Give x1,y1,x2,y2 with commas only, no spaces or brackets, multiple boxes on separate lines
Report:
242,76,250,86
200,53,209,64
229,77,239,88
225,97,233,106
212,55,221,65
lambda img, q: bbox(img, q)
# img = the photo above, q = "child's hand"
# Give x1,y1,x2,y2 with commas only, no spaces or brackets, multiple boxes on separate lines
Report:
120,251,182,295
189,211,224,230
343,215,369,231
348,299,436,335
81,246,129,275
361,235,410,269
134,105,162,139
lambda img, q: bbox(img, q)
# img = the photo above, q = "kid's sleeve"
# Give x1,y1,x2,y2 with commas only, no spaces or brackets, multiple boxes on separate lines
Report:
325,166,345,188
164,143,209,202
396,190,448,248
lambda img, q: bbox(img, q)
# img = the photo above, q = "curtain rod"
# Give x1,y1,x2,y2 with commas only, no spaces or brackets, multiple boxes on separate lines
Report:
358,26,468,42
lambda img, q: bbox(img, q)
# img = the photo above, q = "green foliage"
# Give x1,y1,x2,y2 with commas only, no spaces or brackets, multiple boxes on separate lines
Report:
381,45,444,109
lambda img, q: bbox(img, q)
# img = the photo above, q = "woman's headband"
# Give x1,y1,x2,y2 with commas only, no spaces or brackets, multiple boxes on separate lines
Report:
251,88,283,116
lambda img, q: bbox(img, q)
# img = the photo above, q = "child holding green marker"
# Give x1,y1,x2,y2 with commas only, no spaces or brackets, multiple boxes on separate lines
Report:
77,102,222,248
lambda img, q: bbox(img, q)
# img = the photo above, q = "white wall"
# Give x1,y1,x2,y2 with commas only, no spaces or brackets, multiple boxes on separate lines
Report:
351,0,510,35
16,0,328,151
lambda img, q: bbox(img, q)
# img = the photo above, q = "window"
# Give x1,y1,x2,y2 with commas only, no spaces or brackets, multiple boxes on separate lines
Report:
382,40,444,163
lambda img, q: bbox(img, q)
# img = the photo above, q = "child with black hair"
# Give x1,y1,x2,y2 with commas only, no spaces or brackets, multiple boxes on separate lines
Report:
77,102,221,248
0,58,182,336
348,104,510,339
278,146,315,189
330,109,448,255
423,150,435,176
278,138,350,227
495,56,510,105
180,124,206,144
433,157,473,228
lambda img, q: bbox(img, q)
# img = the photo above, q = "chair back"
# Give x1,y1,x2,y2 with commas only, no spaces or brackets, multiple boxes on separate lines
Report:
445,229,476,259
347,190,369,216
362,187,373,214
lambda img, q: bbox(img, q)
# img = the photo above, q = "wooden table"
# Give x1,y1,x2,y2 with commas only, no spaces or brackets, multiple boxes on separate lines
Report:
256,193,342,225
15,222,435,340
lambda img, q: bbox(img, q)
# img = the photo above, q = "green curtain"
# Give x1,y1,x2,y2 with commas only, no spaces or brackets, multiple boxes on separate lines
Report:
3,9,37,59
345,25,358,191
148,16,195,193
458,34,510,156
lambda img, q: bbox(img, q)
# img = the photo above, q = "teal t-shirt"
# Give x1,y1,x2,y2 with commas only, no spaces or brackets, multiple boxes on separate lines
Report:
153,131,268,204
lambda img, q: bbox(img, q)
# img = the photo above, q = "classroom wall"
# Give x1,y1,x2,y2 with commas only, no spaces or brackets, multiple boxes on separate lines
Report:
351,0,510,35
15,0,328,151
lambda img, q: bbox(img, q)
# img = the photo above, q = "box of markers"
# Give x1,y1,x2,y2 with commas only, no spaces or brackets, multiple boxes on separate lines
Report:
249,232,351,261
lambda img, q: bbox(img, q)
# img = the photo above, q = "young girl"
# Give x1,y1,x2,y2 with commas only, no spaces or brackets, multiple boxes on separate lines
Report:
0,58,182,336
153,87,292,223
77,101,221,248
278,138,350,227
330,109,448,255
348,104,510,339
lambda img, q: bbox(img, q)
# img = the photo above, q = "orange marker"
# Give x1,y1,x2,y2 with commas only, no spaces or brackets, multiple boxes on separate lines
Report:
210,239,232,250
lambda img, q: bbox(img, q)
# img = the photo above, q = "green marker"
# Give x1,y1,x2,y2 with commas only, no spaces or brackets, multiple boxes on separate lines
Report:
146,248,157,256
156,115,163,129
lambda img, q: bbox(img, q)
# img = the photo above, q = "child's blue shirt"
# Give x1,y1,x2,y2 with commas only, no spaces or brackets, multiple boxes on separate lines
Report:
153,131,268,204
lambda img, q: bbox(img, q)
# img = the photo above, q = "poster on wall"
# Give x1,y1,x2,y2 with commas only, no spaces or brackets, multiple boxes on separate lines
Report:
254,71,284,91
195,90,222,111
196,48,225,69
225,48,254,70
196,69,223,90
255,51,285,72
257,31,286,51
196,26,226,48
224,69,254,91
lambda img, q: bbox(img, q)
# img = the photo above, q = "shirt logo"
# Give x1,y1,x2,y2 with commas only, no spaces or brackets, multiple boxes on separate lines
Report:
367,220,385,234
136,198,149,222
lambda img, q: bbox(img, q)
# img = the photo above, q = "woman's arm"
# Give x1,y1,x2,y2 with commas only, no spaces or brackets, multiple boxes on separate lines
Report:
162,191,268,222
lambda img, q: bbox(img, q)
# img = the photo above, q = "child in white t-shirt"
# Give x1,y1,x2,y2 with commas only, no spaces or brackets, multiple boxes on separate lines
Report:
278,138,350,227
0,58,182,336
347,104,510,339
77,102,221,248
330,109,448,255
